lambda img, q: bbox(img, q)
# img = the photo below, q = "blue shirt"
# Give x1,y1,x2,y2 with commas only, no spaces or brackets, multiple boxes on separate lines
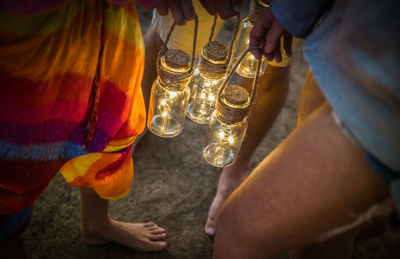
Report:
271,0,400,172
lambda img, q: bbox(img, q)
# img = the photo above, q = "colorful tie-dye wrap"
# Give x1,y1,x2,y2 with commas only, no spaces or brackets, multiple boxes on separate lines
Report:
0,0,146,214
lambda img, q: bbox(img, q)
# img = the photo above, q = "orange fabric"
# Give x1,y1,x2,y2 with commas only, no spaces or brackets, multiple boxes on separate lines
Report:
0,0,145,213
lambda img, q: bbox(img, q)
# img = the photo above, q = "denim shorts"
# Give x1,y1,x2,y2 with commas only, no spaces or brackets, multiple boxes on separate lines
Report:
332,111,400,216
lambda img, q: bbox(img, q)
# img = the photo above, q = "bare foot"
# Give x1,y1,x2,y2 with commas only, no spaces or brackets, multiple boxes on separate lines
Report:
205,167,248,236
82,220,167,252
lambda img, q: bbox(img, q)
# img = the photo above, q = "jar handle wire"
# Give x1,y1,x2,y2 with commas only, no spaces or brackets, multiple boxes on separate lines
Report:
207,14,241,70
157,14,199,75
217,46,262,109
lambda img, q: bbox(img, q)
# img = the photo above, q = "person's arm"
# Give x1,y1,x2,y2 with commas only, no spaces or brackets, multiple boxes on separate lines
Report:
199,0,242,20
136,0,195,26
250,0,333,62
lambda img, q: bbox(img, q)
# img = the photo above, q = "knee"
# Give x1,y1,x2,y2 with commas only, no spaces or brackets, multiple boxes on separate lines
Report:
214,205,246,258
214,202,283,258
213,205,269,258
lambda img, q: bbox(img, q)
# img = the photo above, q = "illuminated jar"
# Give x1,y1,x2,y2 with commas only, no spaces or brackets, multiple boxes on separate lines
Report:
203,85,250,167
147,49,192,137
232,0,270,78
187,41,229,124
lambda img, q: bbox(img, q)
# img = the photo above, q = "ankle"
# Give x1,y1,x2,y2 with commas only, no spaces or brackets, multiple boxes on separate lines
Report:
222,162,250,177
81,217,111,243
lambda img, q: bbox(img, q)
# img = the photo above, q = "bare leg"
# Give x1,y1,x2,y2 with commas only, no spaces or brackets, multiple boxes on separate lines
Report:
297,69,326,125
79,187,167,252
213,103,388,259
290,227,360,259
132,27,163,150
292,70,395,258
205,65,290,235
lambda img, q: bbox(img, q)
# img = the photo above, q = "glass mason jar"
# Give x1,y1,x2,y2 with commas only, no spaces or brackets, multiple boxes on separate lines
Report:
147,50,192,138
203,85,250,167
203,111,247,167
232,2,268,78
187,41,228,124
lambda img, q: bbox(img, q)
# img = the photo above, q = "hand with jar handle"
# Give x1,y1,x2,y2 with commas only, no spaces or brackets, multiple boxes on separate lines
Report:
199,0,242,20
137,0,195,25
250,6,292,62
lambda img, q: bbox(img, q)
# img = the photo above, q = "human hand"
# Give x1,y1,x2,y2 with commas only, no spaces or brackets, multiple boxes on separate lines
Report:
199,0,242,20
156,0,196,25
250,7,292,62
136,0,195,25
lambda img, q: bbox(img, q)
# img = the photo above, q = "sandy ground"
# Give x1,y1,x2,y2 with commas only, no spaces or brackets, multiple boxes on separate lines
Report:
21,4,400,259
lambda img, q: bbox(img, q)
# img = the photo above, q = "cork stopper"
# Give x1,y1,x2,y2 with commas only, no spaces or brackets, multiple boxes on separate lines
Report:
203,41,228,63
158,49,192,88
224,85,249,105
216,85,250,124
164,49,190,70
199,41,229,79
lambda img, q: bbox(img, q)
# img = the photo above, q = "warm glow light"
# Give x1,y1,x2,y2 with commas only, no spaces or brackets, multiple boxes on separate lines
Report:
208,95,215,101
162,111,168,117
219,131,225,138
169,91,177,98
161,100,167,105
228,136,234,144
200,93,206,99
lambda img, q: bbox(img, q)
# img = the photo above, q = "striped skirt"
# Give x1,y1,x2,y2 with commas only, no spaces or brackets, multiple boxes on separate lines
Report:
0,0,146,214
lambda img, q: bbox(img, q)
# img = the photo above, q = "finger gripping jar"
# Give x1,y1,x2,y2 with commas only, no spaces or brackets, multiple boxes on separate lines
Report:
232,0,269,78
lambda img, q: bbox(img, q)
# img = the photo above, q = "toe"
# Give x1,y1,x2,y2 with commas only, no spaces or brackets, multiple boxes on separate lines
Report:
144,222,155,227
147,241,167,251
205,223,215,236
156,241,167,250
149,232,166,241
150,227,165,234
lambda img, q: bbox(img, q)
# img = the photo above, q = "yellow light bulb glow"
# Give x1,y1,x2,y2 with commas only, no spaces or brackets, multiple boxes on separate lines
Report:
202,114,248,167
217,130,236,145
186,69,226,124
169,91,177,98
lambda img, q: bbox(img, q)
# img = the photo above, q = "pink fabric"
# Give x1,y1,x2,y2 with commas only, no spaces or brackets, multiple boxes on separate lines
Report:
0,0,70,15
135,0,163,9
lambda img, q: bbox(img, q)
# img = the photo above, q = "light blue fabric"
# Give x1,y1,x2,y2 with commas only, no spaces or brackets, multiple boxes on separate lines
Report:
270,0,333,38
272,0,400,172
